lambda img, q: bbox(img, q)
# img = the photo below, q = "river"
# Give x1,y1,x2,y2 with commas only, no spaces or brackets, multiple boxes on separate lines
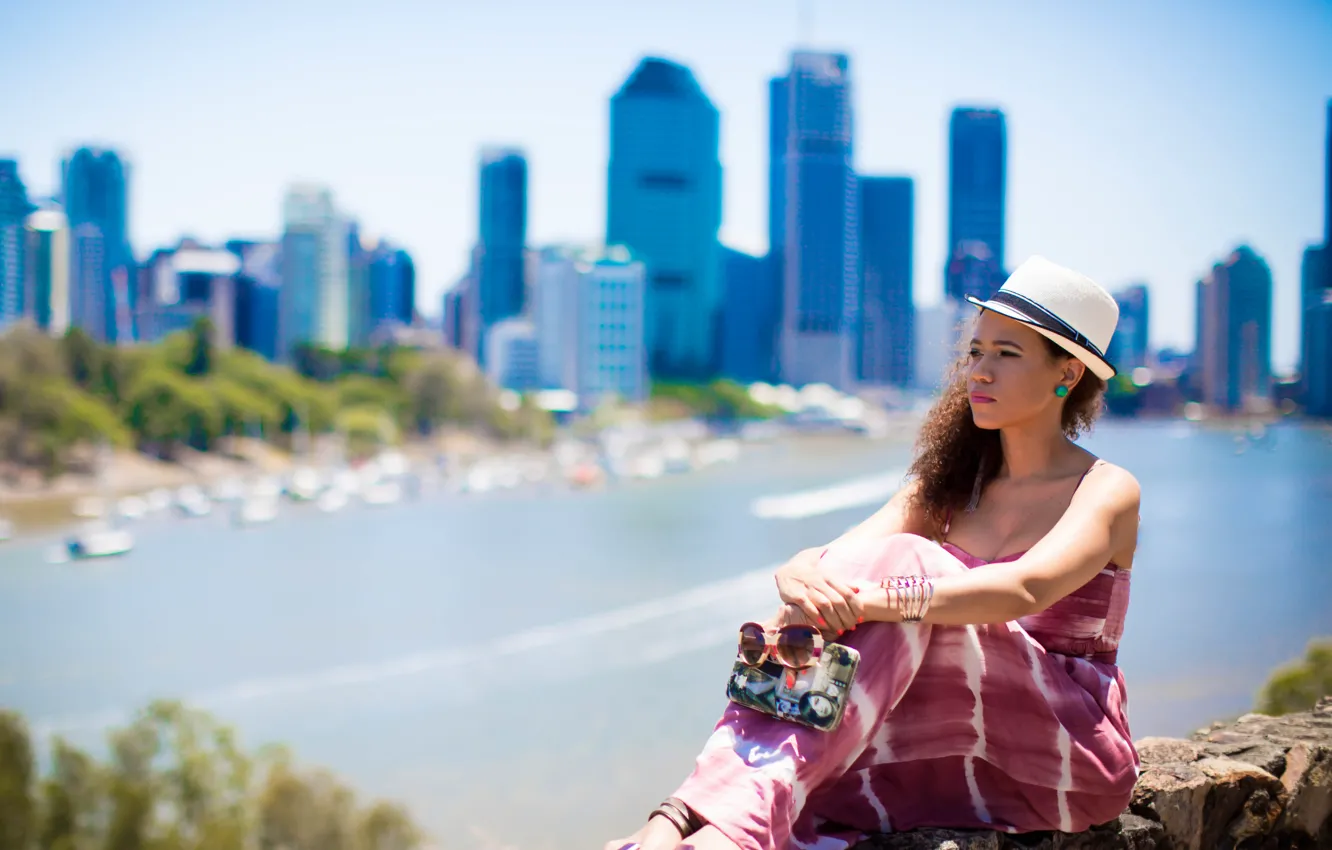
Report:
1,419,1329,849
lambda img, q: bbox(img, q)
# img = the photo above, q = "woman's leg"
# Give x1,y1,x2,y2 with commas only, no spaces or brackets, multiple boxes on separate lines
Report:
602,814,692,850
681,826,745,850
665,534,968,850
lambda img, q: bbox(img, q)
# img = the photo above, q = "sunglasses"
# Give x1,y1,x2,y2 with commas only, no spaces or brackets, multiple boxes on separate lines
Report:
737,622,825,669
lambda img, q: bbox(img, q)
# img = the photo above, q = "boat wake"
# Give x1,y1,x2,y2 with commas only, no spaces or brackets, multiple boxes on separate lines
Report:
749,469,907,520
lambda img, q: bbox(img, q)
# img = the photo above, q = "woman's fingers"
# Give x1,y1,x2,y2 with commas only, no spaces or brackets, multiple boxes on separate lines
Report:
809,586,856,635
826,576,865,623
790,590,824,625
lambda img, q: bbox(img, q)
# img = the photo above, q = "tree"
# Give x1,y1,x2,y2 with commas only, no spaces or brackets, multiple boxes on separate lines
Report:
122,368,222,457
401,354,457,436
38,738,102,850
60,328,101,392
186,317,217,377
0,712,35,850
0,701,428,850
1257,637,1332,716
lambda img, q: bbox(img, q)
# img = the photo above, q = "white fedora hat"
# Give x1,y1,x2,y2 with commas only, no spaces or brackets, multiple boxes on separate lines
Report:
967,255,1120,380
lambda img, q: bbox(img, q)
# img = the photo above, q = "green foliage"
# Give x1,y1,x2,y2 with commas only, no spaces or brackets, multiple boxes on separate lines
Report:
1257,637,1332,716
337,406,397,458
0,323,547,475
121,367,223,456
0,702,427,850
650,379,781,422
185,318,216,377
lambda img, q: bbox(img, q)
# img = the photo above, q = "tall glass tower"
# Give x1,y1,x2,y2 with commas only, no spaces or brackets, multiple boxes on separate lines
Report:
773,51,858,389
607,56,722,379
475,148,527,365
62,147,132,342
0,161,33,329
945,108,1007,302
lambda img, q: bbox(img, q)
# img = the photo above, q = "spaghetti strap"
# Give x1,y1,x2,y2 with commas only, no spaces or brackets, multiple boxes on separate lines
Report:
1075,459,1104,490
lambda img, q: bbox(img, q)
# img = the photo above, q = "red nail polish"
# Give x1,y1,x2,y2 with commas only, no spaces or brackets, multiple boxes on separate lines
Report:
858,616,865,624
818,617,826,627
853,587,860,594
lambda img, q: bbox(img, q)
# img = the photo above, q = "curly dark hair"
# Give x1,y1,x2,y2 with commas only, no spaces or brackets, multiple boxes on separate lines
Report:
906,335,1107,533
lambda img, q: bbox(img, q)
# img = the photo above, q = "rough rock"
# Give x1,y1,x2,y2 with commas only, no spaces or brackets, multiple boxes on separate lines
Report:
854,696,1332,850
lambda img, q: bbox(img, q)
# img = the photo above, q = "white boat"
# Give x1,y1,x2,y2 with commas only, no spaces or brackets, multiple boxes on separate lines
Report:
316,487,349,513
65,523,134,559
0,518,13,542
251,476,283,500
209,477,247,503
377,450,409,478
287,467,323,502
661,438,693,474
694,439,740,468
175,485,212,518
360,481,402,507
116,495,147,520
233,496,279,527
332,469,362,497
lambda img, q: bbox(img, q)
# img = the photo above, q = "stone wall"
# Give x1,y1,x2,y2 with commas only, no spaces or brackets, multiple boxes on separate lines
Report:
856,696,1331,850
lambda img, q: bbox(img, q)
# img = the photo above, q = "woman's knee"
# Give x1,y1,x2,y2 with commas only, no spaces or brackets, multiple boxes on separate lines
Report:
831,532,963,582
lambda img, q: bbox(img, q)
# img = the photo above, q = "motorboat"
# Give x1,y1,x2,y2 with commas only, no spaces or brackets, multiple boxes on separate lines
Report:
232,494,279,527
65,522,134,559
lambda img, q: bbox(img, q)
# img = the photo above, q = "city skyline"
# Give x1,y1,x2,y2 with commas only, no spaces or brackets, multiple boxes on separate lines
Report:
3,0,1330,371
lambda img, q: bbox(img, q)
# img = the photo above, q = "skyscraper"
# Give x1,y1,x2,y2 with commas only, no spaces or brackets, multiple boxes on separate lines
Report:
719,246,778,383
24,208,70,334
858,176,914,387
226,239,281,361
1298,101,1332,417
62,147,132,342
367,242,415,340
0,161,33,329
346,222,372,348
607,57,723,379
774,52,858,389
136,240,239,345
945,108,1007,302
534,245,648,407
484,318,541,391
1196,246,1273,413
1325,99,1331,246
475,148,527,365
279,185,348,358
1301,246,1331,417
1107,283,1151,373
442,282,465,350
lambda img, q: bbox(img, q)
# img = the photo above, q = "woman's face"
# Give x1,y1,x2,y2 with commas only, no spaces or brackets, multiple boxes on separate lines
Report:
966,310,1083,430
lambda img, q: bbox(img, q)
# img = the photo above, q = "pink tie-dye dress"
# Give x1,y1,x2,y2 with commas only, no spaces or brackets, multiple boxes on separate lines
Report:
671,532,1138,850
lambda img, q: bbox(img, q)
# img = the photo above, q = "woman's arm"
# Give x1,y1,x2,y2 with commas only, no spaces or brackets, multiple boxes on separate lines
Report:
829,479,935,548
857,464,1141,626
776,481,933,633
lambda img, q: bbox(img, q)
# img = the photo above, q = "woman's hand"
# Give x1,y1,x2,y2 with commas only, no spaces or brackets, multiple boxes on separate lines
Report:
775,547,863,635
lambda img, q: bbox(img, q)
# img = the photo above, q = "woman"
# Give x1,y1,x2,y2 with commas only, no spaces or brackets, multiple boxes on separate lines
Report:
606,256,1142,850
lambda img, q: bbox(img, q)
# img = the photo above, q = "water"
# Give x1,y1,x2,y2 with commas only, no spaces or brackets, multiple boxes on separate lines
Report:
1,421,1330,850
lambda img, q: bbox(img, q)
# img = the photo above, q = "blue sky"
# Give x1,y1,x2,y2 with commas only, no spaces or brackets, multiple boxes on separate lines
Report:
3,0,1329,371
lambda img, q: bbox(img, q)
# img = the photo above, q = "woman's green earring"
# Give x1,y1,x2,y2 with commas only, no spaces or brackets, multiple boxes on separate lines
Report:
1055,385,1069,398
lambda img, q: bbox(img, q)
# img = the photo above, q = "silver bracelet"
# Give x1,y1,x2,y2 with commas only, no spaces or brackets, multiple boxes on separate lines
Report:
883,576,935,622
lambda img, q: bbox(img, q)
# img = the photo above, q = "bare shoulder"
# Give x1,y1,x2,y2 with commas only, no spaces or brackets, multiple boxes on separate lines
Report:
1078,460,1141,513
1075,460,1141,567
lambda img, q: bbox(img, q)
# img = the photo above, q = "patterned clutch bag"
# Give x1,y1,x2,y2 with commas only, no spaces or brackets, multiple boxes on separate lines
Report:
725,642,860,732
